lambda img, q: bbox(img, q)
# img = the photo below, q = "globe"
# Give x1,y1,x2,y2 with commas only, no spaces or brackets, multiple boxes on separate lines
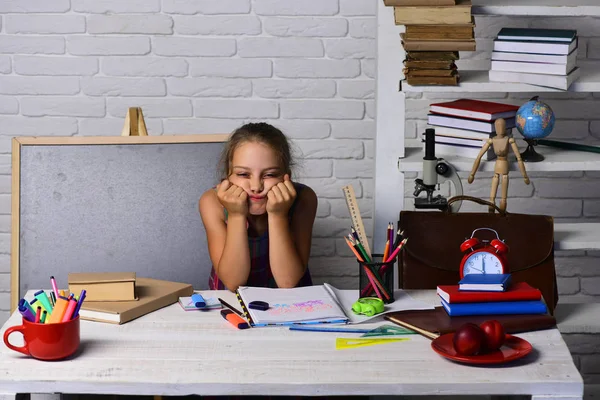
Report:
515,96,555,162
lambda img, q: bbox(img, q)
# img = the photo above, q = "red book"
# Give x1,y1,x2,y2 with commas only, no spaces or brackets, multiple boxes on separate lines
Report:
436,281,542,304
430,99,519,121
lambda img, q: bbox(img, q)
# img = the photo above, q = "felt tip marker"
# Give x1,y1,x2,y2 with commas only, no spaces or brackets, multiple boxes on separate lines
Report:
220,309,250,330
191,293,206,308
72,290,86,318
34,290,53,315
50,276,59,298
18,299,36,322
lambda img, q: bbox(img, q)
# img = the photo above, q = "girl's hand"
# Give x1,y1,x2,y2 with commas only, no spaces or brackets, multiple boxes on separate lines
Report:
216,179,248,216
266,174,296,216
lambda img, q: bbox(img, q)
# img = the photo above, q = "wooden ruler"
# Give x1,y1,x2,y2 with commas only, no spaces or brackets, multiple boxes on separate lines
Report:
341,184,371,257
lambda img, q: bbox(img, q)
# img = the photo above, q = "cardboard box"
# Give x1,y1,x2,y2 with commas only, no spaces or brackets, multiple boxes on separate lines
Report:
68,272,137,302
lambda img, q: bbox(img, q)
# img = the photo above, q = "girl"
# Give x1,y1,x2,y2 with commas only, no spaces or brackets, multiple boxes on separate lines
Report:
199,122,318,291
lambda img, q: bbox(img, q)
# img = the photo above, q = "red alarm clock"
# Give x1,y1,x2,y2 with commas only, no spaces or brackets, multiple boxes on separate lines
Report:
459,228,509,278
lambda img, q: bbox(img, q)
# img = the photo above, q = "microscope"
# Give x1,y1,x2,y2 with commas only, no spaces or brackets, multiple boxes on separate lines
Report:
414,128,463,213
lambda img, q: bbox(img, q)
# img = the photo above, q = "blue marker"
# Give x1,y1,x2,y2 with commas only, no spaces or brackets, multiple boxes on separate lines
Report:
72,290,86,318
191,293,206,308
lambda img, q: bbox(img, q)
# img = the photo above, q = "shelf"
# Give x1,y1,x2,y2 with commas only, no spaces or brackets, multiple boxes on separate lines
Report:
401,67,600,93
472,0,600,17
398,146,600,172
555,223,600,250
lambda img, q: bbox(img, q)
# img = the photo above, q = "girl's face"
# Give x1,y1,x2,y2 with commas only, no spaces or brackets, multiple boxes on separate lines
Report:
229,141,285,215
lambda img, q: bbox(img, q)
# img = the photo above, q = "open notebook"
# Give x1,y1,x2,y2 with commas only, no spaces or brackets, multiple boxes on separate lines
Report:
236,284,348,326
235,284,433,327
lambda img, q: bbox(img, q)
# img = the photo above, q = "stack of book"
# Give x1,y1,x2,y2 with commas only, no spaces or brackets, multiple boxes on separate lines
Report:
384,0,476,86
437,275,548,317
424,98,519,159
489,28,580,91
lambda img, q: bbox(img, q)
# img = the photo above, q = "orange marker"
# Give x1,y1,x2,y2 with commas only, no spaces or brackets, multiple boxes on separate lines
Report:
47,296,69,324
220,310,250,330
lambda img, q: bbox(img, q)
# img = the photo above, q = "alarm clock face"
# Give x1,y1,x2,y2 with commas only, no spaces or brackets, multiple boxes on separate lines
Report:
462,251,504,275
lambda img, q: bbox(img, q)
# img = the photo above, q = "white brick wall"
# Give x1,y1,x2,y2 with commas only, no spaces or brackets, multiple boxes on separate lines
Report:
0,0,375,325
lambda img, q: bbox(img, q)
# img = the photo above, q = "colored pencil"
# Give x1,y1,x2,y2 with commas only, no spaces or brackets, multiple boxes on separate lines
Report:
382,240,390,263
289,326,371,333
344,237,364,262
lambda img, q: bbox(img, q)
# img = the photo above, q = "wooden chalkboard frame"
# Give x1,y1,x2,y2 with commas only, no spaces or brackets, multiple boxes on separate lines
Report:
11,134,229,310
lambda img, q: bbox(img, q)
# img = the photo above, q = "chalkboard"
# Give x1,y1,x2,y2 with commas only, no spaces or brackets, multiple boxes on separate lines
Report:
11,135,227,309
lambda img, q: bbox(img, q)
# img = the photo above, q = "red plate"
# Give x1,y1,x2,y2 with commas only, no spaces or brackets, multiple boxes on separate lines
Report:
431,334,532,365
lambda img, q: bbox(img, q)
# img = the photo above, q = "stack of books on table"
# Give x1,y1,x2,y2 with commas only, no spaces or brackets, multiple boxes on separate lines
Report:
425,98,519,159
383,0,476,86
437,274,548,317
489,28,580,91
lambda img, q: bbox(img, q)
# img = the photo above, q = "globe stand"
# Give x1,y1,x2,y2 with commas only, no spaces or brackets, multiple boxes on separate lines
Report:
520,139,545,162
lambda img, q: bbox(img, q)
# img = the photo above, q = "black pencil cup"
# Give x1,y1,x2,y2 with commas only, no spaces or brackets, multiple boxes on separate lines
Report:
358,254,395,304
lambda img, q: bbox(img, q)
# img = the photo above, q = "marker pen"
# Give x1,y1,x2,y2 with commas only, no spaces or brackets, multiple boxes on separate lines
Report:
220,310,250,330
34,290,53,315
191,293,206,308
61,299,78,322
50,276,59,298
47,296,69,324
72,290,86,318
29,298,47,314
18,300,35,322
40,310,47,324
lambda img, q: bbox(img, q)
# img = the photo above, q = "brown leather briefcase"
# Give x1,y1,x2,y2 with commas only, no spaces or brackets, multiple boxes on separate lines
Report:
398,196,558,314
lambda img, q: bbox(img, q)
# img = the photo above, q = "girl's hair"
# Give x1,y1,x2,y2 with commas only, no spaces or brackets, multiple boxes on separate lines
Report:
219,122,295,180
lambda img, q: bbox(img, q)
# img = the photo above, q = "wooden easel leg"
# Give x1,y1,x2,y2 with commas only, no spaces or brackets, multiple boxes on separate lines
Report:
121,107,149,137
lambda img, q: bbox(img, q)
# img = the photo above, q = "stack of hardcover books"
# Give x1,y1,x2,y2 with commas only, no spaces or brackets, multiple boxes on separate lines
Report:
424,98,519,159
489,28,580,90
437,275,548,317
384,0,475,86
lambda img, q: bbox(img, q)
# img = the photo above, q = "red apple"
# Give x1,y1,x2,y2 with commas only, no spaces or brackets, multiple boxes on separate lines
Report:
453,323,485,356
480,320,506,352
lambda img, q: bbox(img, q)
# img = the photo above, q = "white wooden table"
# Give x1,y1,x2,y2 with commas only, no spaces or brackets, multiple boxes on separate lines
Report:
0,290,584,399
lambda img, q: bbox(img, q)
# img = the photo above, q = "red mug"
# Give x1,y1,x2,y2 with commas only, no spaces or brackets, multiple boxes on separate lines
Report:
3,316,80,360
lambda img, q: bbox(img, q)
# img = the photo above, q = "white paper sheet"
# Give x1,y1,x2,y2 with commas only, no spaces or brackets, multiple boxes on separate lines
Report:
324,283,435,324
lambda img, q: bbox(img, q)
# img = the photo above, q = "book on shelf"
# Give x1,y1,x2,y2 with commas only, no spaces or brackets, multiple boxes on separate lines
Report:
488,67,581,91
491,48,577,65
491,59,577,76
459,273,511,292
430,99,519,121
429,125,492,140
428,141,495,161
78,277,193,324
428,114,516,133
440,298,548,317
385,307,556,338
437,281,542,304
403,30,474,41
407,51,460,61
401,34,476,52
394,0,472,25
497,28,577,43
424,133,486,147
404,60,457,69
493,37,578,56
407,75,459,86
404,20,474,40
384,0,455,6
405,68,458,77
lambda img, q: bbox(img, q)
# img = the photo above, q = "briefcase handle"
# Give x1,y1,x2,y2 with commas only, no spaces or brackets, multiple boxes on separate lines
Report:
447,195,506,216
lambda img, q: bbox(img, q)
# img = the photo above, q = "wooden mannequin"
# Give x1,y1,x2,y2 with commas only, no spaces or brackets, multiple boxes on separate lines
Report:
468,118,530,213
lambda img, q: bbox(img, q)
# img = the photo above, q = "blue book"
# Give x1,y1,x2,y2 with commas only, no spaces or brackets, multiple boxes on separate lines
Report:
440,298,547,317
458,274,511,292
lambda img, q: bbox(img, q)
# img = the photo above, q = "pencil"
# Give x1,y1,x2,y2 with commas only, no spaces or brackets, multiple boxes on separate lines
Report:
218,298,246,319
345,237,364,262
355,241,371,263
382,240,390,263
385,238,408,263
362,265,383,300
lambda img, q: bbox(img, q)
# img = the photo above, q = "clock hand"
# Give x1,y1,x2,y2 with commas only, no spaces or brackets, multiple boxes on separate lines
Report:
469,267,483,273
482,257,486,274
